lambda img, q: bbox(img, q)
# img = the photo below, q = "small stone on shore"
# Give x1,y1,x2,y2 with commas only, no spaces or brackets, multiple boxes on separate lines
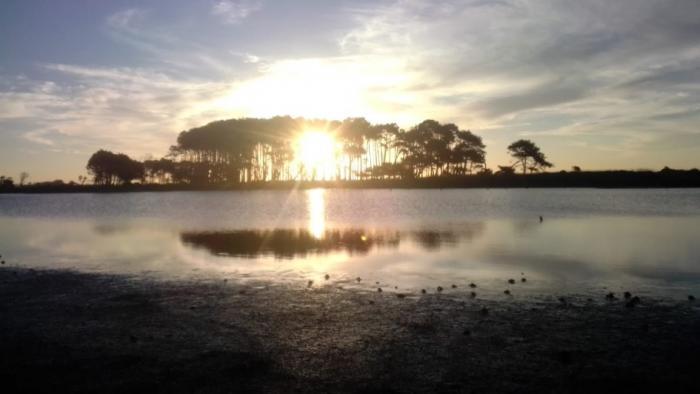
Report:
626,296,641,308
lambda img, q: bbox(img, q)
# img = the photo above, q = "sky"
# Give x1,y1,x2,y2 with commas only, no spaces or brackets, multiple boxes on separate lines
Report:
1,0,700,181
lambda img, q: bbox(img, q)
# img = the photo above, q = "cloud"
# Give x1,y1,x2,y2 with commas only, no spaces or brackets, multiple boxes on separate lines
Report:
619,64,700,89
334,0,700,166
0,64,243,158
44,64,174,87
106,8,146,31
24,129,56,146
211,0,262,24
471,78,592,118
104,8,240,78
4,0,700,179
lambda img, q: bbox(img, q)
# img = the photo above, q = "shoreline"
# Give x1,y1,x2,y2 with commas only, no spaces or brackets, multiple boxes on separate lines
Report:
3,170,700,193
2,266,699,393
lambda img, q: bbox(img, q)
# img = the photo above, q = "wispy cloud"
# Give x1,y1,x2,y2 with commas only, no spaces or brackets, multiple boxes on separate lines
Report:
211,0,262,24
1,64,241,159
104,8,239,77
336,0,700,167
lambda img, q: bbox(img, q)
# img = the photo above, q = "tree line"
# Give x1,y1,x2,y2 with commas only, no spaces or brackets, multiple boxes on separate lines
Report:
84,116,553,185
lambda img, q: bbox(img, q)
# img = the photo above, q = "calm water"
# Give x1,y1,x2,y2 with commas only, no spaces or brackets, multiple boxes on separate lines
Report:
1,189,700,298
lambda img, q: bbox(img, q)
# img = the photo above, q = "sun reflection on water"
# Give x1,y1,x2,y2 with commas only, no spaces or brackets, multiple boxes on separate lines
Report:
307,188,326,239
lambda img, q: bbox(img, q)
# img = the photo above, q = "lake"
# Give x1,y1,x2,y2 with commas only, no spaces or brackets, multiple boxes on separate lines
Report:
1,189,699,299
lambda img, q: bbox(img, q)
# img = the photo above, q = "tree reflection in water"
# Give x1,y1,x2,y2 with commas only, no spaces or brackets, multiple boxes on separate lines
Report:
180,224,485,259
180,229,398,259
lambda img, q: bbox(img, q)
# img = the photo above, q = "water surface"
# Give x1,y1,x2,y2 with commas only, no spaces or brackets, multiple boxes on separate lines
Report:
1,189,699,298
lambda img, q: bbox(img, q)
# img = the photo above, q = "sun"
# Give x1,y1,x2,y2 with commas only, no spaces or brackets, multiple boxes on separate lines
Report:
294,131,336,180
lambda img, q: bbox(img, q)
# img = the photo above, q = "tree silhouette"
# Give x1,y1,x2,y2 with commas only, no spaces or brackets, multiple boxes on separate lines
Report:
85,116,489,185
19,172,29,186
0,175,14,189
497,165,515,175
507,139,553,174
87,150,144,185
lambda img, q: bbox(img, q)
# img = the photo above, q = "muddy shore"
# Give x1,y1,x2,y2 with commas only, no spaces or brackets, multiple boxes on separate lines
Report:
1,267,699,393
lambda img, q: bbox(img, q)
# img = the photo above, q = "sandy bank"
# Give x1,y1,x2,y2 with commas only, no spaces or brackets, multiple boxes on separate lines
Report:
1,267,699,393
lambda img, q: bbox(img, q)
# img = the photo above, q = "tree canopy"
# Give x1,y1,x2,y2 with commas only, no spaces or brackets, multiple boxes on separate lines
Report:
87,150,145,185
82,117,559,186
146,116,487,184
507,139,553,174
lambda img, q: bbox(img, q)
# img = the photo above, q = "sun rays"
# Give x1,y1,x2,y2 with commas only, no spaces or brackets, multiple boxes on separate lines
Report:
293,130,337,181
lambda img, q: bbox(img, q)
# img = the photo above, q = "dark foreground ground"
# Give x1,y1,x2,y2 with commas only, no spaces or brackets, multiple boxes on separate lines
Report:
1,267,699,393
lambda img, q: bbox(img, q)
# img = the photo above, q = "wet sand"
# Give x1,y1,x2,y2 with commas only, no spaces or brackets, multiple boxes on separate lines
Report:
1,267,699,393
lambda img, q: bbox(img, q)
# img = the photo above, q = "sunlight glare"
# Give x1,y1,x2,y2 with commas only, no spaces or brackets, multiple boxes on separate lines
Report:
295,131,336,181
307,188,326,239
